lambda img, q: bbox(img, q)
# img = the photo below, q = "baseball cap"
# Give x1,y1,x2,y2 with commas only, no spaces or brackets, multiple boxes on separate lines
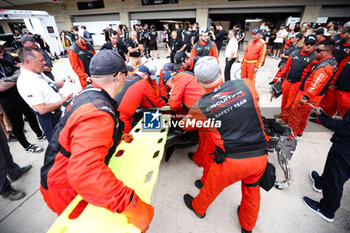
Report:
163,62,174,72
78,29,93,42
252,28,261,34
90,50,133,76
315,27,331,36
18,35,35,43
162,71,176,84
145,63,157,80
174,51,188,70
194,56,220,84
304,35,317,43
280,24,285,27
343,21,350,33
295,33,303,39
199,28,209,35
137,65,151,77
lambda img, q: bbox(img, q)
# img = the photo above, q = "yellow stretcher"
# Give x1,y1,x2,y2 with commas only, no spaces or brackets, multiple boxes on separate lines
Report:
47,115,170,233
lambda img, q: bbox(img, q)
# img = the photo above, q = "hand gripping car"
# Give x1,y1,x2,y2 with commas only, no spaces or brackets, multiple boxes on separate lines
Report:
263,117,297,189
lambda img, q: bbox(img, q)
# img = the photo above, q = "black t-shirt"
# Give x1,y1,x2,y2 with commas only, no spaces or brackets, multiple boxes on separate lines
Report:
168,38,184,53
176,29,183,41
0,53,21,104
126,38,141,57
34,34,45,49
101,41,128,61
214,29,225,48
183,30,193,44
149,30,158,44
164,28,171,41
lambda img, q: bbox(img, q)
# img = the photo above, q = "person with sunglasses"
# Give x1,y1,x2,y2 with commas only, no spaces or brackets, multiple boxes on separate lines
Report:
288,40,337,136
273,35,316,125
40,50,154,232
241,28,267,85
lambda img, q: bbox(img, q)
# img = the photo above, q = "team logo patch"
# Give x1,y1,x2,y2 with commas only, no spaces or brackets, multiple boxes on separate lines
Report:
143,110,161,129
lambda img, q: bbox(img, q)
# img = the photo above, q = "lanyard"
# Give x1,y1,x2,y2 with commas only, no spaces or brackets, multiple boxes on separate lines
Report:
0,64,6,78
39,74,59,93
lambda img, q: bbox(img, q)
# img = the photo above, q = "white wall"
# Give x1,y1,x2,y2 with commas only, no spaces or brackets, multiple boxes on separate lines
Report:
73,21,120,46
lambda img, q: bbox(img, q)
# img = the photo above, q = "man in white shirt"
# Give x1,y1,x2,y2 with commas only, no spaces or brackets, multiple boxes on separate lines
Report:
273,24,288,58
224,30,238,82
17,47,73,142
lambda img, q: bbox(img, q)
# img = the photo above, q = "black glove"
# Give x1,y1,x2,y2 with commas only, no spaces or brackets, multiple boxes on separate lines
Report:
210,145,226,164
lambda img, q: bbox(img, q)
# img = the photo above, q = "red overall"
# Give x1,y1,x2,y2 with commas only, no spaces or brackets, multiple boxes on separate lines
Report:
241,38,267,84
276,49,315,123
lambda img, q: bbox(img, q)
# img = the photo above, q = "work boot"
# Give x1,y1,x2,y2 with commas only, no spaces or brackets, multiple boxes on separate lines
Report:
183,194,206,218
194,180,203,190
7,164,32,182
187,152,194,161
237,205,252,233
310,112,317,118
309,118,317,124
273,113,282,118
1,186,25,201
277,119,286,125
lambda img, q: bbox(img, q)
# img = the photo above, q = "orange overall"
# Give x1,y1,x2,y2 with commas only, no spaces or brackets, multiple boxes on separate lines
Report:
241,38,267,84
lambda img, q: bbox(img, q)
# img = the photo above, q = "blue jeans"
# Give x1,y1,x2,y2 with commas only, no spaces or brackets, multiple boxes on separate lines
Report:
36,110,60,142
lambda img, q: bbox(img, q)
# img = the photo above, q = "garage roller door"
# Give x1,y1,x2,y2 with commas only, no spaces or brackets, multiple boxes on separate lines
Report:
130,10,195,20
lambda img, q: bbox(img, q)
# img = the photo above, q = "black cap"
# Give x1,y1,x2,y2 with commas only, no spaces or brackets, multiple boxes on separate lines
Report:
90,50,133,76
280,24,285,27
295,33,303,39
315,27,331,36
304,35,317,43
174,51,188,70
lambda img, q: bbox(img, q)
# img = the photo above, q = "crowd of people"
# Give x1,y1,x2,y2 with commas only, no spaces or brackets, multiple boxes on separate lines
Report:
0,18,349,233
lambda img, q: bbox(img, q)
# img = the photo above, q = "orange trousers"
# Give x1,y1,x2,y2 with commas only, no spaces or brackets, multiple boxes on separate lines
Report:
241,62,257,85
319,86,337,117
281,80,301,124
192,155,267,231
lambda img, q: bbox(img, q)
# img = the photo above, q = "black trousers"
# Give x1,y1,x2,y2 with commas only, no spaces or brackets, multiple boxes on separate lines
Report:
315,143,350,217
143,39,150,56
0,127,21,193
1,98,43,149
224,57,236,82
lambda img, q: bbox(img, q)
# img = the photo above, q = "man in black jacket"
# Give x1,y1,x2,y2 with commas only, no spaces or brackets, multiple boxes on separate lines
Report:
101,31,128,63
304,108,350,223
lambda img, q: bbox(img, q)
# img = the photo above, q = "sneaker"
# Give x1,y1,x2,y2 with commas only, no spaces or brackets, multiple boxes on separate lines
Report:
236,60,241,63
303,196,334,223
37,134,46,141
7,164,32,182
188,152,194,161
309,171,322,193
166,56,170,58
273,113,282,118
277,119,286,125
157,57,160,59
25,144,44,153
1,186,25,201
7,133,17,142
183,194,206,218
297,133,303,137
194,180,203,190
237,205,252,233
